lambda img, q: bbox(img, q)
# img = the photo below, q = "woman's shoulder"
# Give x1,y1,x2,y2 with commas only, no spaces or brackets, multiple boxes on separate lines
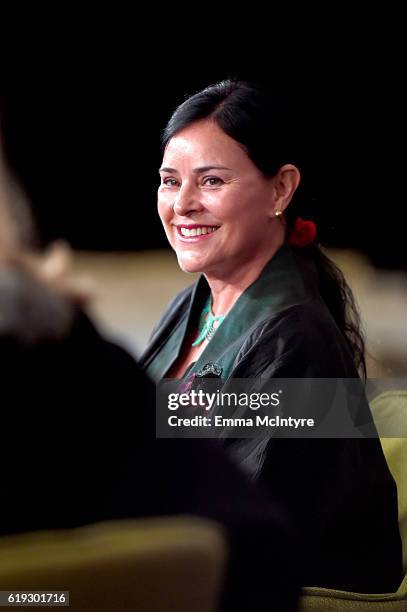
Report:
234,298,358,378
241,297,344,349
270,298,344,340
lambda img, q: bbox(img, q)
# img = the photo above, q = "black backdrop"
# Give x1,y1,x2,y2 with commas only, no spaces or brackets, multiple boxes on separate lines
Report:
1,60,405,270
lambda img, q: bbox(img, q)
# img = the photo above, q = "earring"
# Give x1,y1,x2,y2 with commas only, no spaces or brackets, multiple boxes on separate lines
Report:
274,210,282,218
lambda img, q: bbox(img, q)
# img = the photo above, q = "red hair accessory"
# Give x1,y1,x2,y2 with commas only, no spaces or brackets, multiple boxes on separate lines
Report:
288,217,317,247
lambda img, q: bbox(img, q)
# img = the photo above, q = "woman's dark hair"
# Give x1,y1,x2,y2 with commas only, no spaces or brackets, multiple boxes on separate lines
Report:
162,79,366,377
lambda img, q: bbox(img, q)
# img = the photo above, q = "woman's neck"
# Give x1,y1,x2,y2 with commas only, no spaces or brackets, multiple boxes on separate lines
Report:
204,241,284,316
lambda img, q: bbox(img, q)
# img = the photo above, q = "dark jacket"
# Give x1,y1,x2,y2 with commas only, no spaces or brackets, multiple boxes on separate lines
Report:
141,245,403,593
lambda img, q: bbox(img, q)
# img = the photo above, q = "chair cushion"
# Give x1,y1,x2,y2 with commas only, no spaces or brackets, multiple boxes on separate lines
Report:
300,390,407,610
371,390,407,572
300,572,407,611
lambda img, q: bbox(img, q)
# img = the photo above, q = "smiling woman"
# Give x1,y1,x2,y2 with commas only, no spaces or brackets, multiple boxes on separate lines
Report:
141,79,402,594
156,119,301,377
157,120,298,282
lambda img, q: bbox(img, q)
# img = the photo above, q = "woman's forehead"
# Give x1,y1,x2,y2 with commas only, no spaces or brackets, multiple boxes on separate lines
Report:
162,120,249,169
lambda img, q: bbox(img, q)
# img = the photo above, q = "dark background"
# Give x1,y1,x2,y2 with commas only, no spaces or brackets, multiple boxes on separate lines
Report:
1,55,405,270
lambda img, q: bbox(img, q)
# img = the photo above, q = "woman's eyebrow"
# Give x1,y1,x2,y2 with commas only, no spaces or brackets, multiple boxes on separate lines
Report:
159,166,178,174
193,165,231,173
159,165,231,174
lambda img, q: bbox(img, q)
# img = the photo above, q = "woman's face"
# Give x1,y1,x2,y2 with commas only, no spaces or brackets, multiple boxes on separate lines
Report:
158,120,279,277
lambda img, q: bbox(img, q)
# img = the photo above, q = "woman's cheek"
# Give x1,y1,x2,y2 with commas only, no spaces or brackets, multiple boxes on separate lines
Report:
157,195,171,223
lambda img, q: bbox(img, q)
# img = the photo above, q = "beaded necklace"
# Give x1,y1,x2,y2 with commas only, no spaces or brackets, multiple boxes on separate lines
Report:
192,295,226,346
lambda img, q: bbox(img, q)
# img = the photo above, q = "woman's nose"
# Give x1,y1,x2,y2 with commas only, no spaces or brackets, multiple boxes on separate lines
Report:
173,184,203,216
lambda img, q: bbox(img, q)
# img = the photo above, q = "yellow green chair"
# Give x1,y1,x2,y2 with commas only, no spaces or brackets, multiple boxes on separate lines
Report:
0,516,227,612
299,389,407,611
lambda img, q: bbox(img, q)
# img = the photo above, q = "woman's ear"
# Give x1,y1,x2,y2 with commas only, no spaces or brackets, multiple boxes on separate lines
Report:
270,164,301,217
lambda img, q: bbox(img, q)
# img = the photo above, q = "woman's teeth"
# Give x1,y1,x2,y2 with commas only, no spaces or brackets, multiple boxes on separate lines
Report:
180,226,219,237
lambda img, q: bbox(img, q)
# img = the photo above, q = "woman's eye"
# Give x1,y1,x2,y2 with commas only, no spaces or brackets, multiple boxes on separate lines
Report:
162,178,178,187
202,176,223,186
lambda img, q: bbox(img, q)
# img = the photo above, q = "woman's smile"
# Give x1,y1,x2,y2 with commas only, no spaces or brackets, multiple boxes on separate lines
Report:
174,224,220,242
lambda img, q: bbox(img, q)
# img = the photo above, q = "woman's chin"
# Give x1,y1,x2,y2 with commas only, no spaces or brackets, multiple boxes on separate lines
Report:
176,253,207,274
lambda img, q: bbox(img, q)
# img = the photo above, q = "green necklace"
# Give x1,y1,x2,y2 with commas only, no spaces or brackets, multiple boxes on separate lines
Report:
192,295,226,346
